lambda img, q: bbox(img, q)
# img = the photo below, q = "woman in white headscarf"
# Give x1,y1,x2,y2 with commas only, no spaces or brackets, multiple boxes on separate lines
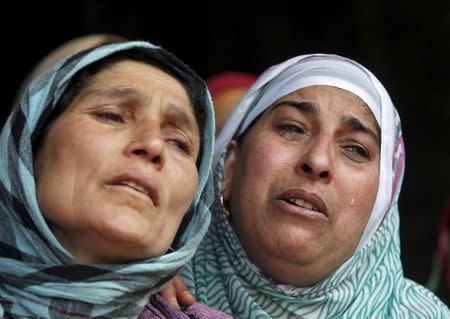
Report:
178,54,450,318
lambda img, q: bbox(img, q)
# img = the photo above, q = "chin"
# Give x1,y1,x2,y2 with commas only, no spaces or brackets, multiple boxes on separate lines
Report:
253,255,318,287
260,230,320,262
96,219,153,249
94,236,165,264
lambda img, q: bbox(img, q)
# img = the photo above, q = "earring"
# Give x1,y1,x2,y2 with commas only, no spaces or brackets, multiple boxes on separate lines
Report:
220,194,231,218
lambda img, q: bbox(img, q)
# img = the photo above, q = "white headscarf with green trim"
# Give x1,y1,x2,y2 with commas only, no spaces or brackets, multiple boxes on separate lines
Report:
181,54,449,318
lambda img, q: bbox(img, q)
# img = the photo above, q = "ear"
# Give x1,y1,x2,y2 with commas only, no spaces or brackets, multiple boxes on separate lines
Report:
221,140,239,202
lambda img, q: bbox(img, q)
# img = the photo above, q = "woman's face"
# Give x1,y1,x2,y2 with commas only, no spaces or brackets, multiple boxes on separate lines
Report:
223,85,380,286
34,60,201,264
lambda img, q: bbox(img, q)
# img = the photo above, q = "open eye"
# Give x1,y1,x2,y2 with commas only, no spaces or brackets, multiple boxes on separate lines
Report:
342,144,370,162
95,112,125,124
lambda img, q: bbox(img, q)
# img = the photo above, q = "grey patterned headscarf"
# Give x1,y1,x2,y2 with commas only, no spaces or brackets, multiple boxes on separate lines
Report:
0,41,214,318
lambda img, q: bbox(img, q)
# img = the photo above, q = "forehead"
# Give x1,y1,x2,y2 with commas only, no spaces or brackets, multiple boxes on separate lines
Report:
268,85,377,125
89,60,189,98
79,60,195,112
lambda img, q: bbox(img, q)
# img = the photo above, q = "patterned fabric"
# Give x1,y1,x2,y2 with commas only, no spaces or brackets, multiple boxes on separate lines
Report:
139,294,232,319
0,41,215,318
181,54,450,318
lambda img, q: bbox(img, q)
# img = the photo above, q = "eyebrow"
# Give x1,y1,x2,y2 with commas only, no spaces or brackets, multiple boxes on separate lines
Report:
341,115,380,146
86,87,197,133
271,101,318,115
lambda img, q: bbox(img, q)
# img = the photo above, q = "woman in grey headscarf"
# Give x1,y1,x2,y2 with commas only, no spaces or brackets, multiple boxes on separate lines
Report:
0,41,216,318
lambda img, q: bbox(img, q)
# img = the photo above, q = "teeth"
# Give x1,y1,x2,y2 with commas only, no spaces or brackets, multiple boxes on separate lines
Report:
287,198,319,212
120,181,148,195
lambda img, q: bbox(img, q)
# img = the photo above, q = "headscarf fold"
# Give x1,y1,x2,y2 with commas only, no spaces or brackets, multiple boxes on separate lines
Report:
182,54,450,318
0,41,215,318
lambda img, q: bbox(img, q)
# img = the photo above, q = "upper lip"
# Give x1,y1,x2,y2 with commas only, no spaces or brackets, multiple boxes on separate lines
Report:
277,188,328,216
107,170,160,206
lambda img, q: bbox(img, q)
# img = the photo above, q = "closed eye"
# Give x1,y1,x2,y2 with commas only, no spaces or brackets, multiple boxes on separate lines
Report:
276,123,307,139
166,138,192,156
95,112,125,124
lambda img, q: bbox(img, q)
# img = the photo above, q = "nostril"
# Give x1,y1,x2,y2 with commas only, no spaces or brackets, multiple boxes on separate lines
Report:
301,163,329,179
151,155,161,164
302,164,312,173
319,171,329,178
133,149,147,156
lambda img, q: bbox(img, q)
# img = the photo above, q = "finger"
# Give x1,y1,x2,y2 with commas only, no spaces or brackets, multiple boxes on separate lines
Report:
159,280,181,311
173,276,196,306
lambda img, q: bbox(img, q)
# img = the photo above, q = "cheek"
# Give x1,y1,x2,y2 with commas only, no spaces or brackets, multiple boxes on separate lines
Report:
232,145,267,199
336,167,379,235
352,169,379,213
34,123,102,219
167,160,199,213
239,139,289,183
35,144,76,223
232,139,291,211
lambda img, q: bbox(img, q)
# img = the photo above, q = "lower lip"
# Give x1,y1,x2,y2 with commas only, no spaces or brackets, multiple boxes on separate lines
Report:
276,199,328,222
106,184,154,205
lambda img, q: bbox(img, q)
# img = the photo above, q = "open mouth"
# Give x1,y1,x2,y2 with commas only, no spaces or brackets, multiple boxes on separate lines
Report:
285,198,321,213
107,171,160,206
119,181,149,196
278,188,328,217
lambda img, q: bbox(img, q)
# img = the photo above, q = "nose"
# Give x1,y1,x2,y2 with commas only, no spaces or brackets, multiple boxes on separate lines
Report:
295,139,332,182
124,128,165,170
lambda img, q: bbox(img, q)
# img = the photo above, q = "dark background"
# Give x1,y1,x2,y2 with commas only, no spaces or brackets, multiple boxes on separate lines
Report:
3,1,449,304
